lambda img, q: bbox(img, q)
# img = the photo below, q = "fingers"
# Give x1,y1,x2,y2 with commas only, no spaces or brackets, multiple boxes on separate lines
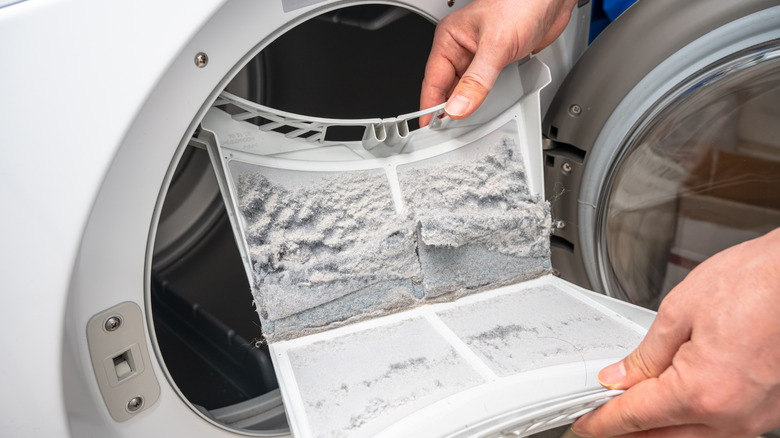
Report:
443,40,505,120
598,298,692,390
420,0,521,124
419,56,459,127
574,230,780,438
419,26,473,126
572,368,690,437
420,0,581,125
420,38,504,125
574,295,701,437
419,62,454,127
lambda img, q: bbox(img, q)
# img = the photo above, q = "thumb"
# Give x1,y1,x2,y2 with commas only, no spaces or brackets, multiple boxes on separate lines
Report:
444,45,506,120
598,309,692,390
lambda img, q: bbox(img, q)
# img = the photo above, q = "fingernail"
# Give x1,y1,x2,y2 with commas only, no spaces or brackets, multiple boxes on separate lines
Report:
571,416,594,437
571,428,594,438
598,361,626,388
445,94,471,117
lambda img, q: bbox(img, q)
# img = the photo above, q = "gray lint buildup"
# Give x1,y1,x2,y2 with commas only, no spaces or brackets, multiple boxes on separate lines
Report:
436,283,643,377
237,136,551,342
286,318,484,438
399,138,551,299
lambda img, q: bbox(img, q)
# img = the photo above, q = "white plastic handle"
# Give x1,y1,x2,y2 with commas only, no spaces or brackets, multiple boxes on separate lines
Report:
215,91,447,150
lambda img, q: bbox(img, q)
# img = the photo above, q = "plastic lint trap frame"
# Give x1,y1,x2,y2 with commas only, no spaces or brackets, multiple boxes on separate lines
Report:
198,57,656,438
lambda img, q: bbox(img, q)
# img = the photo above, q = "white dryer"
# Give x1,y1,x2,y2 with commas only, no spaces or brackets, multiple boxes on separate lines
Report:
1,0,778,437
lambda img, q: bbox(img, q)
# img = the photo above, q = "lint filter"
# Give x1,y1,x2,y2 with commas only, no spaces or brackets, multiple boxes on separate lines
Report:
199,57,656,438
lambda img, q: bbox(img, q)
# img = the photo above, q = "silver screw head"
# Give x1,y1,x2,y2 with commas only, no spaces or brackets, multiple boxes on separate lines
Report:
569,104,582,116
127,396,144,412
553,220,566,230
561,162,572,173
104,316,122,332
194,52,208,68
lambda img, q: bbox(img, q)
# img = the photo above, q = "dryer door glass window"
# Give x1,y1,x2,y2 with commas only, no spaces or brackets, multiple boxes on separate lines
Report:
601,42,780,309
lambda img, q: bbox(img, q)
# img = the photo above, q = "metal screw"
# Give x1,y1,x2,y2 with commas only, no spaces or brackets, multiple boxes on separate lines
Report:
553,220,566,230
552,269,561,277
127,396,144,412
447,0,455,6
561,162,572,174
104,316,122,332
194,52,208,68
569,104,582,116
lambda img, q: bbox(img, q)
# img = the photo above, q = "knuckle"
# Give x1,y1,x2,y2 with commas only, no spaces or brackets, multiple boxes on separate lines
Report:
435,14,455,31
654,297,675,318
655,296,683,323
457,73,490,95
630,347,659,379
650,299,687,341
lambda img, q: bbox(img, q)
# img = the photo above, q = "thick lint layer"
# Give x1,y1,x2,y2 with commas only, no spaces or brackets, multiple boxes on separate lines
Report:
237,170,421,341
399,138,551,298
237,136,551,342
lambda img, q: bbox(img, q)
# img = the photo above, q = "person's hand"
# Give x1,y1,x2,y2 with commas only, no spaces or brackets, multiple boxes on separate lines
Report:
419,0,578,126
572,227,780,438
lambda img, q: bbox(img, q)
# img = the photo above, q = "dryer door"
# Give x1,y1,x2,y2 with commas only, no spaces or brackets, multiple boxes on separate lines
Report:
543,0,780,309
